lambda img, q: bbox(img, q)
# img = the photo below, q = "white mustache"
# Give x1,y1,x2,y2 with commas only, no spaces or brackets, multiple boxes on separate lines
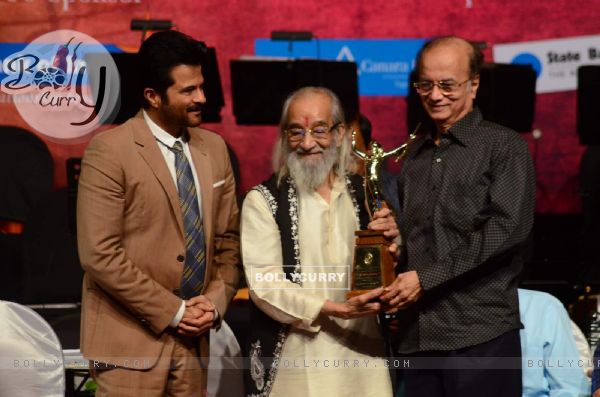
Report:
287,144,337,191
295,148,323,155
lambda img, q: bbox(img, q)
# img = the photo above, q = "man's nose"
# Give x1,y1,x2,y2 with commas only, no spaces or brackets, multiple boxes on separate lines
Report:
429,84,445,100
193,88,206,103
299,131,317,150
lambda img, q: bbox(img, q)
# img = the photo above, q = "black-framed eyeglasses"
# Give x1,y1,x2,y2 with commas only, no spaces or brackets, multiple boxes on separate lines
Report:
412,79,471,95
285,122,341,142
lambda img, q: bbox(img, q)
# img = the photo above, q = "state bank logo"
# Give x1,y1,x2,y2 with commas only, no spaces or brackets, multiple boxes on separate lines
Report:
1,30,120,141
511,52,543,77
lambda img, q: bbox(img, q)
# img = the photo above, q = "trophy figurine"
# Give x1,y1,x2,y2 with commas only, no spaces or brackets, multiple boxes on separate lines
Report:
347,127,418,298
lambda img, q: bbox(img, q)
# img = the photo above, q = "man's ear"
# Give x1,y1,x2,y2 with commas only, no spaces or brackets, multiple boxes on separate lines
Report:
336,124,347,147
143,88,161,109
470,74,480,99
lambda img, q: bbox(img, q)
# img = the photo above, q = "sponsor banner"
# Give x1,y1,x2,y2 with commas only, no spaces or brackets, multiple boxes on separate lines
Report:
255,39,426,96
493,35,600,93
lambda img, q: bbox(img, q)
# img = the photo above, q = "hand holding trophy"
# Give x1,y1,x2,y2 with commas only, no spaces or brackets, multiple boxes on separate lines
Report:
347,127,418,299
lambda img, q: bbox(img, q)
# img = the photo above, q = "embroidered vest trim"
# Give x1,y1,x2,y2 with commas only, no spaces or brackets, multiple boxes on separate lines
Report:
244,173,368,397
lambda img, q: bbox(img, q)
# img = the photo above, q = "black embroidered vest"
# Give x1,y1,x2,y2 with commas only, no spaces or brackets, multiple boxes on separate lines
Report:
243,174,369,397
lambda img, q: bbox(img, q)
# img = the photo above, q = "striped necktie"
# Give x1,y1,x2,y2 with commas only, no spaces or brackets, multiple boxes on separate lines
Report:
170,141,206,299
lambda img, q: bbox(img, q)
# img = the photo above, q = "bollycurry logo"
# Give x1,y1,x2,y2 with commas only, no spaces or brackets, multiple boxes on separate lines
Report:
1,30,120,140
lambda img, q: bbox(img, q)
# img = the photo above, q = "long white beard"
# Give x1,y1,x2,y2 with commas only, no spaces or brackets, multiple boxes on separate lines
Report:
287,145,338,191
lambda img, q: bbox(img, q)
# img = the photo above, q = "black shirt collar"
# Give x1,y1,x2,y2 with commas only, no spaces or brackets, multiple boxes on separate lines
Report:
415,107,483,153
446,107,482,147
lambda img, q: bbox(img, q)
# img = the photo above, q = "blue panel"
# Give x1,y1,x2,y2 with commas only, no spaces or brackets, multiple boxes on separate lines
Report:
255,38,426,96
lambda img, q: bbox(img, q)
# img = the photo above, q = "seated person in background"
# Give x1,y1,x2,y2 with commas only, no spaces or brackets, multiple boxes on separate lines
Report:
519,288,590,397
570,319,593,379
349,113,400,213
348,113,372,177
592,343,600,397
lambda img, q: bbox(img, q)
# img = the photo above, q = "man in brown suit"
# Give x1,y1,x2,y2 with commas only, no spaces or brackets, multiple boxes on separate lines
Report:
77,30,240,396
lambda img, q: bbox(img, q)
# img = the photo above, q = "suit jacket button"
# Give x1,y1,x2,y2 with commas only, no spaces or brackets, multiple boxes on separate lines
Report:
177,255,185,262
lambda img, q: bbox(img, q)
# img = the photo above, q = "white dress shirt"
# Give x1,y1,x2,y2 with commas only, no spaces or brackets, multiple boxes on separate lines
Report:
143,111,202,327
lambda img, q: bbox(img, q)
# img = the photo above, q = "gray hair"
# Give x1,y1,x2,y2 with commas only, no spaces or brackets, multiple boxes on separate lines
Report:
272,87,356,185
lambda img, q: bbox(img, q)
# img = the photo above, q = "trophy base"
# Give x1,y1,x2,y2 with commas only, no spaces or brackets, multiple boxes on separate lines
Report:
347,289,379,299
347,230,396,300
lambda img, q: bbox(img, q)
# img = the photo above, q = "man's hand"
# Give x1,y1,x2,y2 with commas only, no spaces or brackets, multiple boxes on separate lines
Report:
380,271,422,313
186,295,215,312
177,295,215,336
369,207,401,259
321,288,384,319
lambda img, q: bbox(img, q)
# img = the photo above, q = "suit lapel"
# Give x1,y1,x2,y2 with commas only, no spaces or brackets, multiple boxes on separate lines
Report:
187,130,213,261
132,115,185,240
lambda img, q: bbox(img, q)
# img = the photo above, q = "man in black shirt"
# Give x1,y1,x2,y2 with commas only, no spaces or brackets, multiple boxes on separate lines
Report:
380,36,535,397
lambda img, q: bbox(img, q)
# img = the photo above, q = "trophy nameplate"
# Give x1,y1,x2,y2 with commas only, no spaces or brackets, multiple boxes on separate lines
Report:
348,230,396,298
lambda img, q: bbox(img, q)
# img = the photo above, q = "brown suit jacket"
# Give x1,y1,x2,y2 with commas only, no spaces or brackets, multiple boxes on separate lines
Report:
77,112,240,369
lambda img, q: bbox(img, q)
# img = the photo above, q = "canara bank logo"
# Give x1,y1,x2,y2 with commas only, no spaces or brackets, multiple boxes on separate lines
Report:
0,30,120,141
511,52,543,78
335,45,412,78
336,46,364,75
336,46,356,62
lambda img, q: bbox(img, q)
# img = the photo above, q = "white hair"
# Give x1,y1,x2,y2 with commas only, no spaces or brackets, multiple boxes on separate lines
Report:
272,87,357,186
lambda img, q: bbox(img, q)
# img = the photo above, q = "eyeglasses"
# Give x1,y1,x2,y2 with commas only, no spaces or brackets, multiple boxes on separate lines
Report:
412,79,471,95
286,122,341,142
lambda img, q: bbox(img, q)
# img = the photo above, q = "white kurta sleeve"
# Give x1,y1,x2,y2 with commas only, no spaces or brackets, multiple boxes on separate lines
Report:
241,190,325,332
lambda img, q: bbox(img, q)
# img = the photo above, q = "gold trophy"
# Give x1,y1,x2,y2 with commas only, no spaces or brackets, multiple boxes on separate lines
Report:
347,127,418,298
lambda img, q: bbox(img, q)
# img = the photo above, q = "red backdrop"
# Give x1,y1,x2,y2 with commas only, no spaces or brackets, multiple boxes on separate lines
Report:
1,0,598,213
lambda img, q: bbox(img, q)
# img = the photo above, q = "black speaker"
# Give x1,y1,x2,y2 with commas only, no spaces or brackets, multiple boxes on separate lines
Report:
101,48,225,124
578,65,600,145
102,52,141,125
22,188,83,304
477,63,536,132
66,157,81,235
407,63,537,134
230,59,359,125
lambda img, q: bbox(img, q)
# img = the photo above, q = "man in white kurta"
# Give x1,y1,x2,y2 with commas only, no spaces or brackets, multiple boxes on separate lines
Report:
241,87,395,397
